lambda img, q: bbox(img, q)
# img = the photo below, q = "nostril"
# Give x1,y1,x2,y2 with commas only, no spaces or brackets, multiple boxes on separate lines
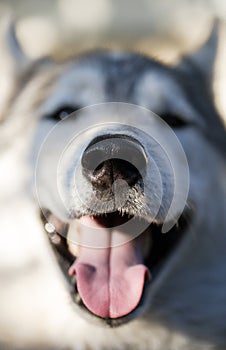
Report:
111,159,140,186
85,159,140,190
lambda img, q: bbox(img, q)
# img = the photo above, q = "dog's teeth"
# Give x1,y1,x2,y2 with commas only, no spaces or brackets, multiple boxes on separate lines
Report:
71,275,77,285
67,222,81,257
51,234,61,245
67,241,80,257
45,222,55,234
74,293,82,304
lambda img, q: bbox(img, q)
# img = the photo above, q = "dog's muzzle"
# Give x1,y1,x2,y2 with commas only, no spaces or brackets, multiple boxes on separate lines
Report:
37,103,191,324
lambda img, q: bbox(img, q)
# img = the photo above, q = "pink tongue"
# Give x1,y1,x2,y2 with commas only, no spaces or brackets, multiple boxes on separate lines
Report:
69,216,150,319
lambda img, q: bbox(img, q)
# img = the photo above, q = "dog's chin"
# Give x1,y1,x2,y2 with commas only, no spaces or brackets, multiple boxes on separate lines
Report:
40,207,191,327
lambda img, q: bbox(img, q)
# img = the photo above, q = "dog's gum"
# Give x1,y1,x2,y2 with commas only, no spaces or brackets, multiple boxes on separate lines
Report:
48,214,67,236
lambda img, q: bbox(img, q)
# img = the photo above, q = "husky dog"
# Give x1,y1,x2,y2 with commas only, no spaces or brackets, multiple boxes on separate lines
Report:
0,21,226,350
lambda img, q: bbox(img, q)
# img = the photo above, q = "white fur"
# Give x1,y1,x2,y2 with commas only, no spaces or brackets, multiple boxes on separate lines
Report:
0,26,225,349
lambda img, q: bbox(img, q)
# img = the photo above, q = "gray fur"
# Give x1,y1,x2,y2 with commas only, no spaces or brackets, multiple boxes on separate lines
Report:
0,22,226,350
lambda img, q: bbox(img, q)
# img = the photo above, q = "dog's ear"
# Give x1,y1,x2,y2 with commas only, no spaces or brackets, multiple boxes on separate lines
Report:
0,18,32,117
178,20,220,84
0,17,31,76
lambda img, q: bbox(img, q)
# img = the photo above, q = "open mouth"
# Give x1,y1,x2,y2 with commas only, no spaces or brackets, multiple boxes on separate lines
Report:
40,208,190,324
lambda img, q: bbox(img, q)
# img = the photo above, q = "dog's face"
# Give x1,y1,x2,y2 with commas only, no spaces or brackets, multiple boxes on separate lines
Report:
1,23,225,328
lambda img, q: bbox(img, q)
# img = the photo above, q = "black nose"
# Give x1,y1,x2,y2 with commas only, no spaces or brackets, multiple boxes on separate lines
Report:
81,135,147,191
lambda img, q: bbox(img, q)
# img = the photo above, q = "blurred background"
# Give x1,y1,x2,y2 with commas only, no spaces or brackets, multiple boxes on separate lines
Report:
0,1,225,349
0,0,225,116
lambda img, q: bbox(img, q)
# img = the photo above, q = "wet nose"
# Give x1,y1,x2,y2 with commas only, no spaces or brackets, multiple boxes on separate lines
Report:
81,135,147,191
